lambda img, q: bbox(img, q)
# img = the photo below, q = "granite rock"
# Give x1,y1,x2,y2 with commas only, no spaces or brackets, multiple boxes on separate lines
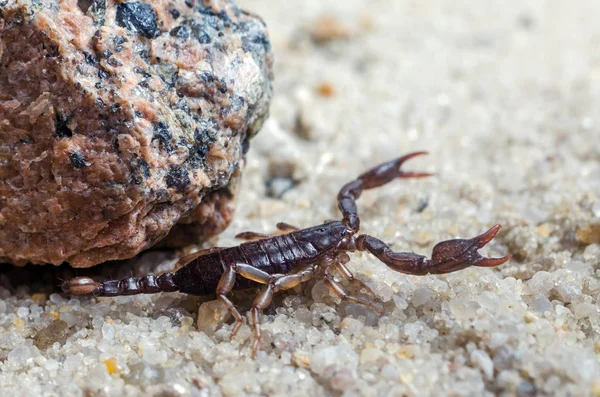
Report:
0,0,273,266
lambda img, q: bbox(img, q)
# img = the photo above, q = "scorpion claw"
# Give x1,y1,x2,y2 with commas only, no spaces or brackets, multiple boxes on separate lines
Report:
399,171,435,178
475,254,512,268
469,225,512,266
472,224,502,248
390,152,433,179
429,225,510,273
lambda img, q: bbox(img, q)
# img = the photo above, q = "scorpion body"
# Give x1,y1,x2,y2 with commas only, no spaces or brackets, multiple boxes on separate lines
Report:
64,152,511,355
77,222,349,297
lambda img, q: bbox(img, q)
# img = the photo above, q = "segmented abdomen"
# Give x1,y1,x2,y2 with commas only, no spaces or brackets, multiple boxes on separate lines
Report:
239,234,319,274
176,232,321,295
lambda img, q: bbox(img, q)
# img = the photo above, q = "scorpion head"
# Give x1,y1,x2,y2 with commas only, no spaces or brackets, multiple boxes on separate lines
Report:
298,221,355,253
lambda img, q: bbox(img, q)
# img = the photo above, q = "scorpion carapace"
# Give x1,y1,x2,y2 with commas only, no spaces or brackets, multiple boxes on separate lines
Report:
63,152,511,355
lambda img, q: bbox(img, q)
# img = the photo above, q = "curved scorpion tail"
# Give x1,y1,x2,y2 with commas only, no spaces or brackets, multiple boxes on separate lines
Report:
337,152,432,231
62,273,180,297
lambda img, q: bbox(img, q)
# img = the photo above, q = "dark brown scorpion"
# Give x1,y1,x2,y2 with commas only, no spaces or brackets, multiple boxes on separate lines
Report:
63,152,511,355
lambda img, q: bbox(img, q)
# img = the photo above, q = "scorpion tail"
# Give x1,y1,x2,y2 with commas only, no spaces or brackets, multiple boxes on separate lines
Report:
337,152,432,231
62,273,180,297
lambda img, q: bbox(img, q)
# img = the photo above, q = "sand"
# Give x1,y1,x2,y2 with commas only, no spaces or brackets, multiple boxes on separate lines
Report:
0,0,599,396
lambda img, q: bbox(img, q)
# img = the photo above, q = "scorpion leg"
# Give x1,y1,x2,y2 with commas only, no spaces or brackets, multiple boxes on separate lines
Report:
238,264,317,356
334,253,379,302
324,269,384,315
319,255,383,314
235,231,271,241
338,152,432,231
217,261,308,341
249,284,274,356
276,222,299,232
216,266,244,339
356,225,511,275
237,223,299,241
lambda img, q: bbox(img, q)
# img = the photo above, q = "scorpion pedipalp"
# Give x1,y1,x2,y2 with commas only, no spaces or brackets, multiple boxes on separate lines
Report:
428,224,511,271
355,225,510,275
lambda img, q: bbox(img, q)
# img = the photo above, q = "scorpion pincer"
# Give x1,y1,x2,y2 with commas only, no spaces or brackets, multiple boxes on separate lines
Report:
63,152,511,355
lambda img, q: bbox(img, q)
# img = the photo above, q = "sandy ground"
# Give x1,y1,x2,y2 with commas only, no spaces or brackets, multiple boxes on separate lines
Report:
1,0,600,396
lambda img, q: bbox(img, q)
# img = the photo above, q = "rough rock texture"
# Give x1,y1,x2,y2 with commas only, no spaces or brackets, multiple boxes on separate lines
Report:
1,0,600,396
0,0,272,267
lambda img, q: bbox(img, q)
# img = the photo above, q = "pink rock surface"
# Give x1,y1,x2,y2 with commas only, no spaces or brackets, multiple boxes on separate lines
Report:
0,0,272,266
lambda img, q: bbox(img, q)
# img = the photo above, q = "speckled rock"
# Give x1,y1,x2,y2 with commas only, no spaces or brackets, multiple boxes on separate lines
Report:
0,0,272,266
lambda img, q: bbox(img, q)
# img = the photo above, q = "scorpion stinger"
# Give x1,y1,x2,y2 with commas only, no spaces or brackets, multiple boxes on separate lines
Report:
63,152,511,357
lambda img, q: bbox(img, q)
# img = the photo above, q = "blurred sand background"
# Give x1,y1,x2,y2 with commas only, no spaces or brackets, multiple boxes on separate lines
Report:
1,0,600,396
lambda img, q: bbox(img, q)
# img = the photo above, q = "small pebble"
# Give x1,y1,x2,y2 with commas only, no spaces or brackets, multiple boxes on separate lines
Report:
316,82,335,97
102,323,115,340
16,307,29,318
197,300,230,335
34,320,70,350
63,353,83,371
360,348,384,364
524,272,553,295
44,359,59,371
103,357,118,374
49,294,67,305
412,288,431,307
308,15,350,44
265,177,297,199
592,203,600,218
576,225,600,244
471,350,494,380
529,294,552,314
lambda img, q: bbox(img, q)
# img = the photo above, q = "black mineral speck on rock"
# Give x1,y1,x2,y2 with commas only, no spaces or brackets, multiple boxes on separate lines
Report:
152,121,174,152
113,36,126,52
55,115,73,138
170,25,190,40
241,26,271,54
166,168,190,191
230,95,244,111
199,72,215,83
137,159,151,178
130,158,151,185
78,0,106,25
169,8,180,19
116,2,161,39
197,31,211,44
153,121,172,143
176,98,190,113
69,152,89,168
113,35,126,45
83,51,98,66
97,68,109,79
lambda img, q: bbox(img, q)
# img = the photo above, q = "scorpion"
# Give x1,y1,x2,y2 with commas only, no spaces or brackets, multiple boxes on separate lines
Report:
63,152,511,355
